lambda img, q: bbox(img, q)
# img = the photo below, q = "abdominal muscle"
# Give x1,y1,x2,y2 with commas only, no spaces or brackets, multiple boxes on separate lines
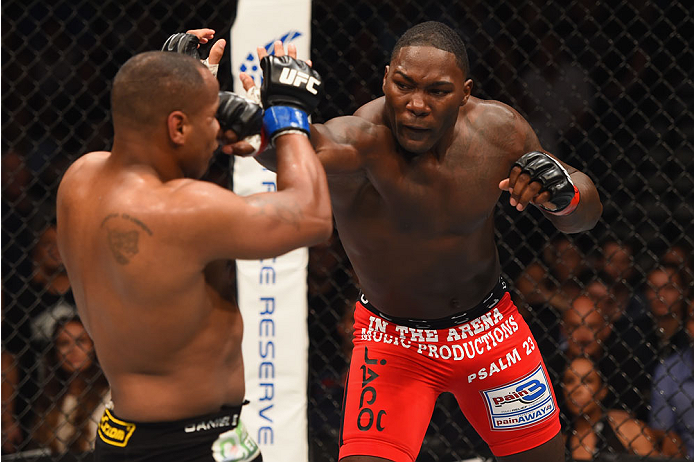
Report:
342,220,501,319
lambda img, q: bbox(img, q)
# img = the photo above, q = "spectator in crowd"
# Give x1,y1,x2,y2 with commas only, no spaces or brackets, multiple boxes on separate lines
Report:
30,315,109,455
583,271,653,361
549,294,653,422
562,356,677,459
583,271,628,323
561,295,612,360
27,223,78,344
578,262,692,423
1,221,75,450
515,235,586,312
644,264,690,360
662,240,693,295
514,235,587,355
30,224,71,297
541,235,589,293
650,294,694,458
3,222,74,339
581,267,691,422
597,238,647,320
599,239,637,284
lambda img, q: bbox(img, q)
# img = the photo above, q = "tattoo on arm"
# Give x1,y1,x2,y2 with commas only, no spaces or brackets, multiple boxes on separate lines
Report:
101,213,153,264
246,197,303,230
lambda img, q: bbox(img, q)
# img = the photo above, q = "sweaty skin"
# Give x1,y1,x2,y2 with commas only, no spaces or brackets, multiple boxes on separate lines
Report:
56,56,331,422
303,45,601,319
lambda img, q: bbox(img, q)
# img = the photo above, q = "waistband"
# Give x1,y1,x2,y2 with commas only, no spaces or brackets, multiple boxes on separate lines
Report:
357,276,508,330
98,402,245,448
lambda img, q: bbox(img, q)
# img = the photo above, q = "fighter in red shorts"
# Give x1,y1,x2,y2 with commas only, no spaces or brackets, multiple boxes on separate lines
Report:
244,21,601,462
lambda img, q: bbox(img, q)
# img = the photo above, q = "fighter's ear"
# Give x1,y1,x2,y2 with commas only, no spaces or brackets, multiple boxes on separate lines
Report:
168,111,187,146
461,79,473,106
382,65,389,92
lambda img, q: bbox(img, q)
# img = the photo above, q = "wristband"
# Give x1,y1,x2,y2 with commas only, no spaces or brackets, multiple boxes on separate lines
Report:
539,185,580,216
202,58,218,77
273,129,308,140
263,106,310,141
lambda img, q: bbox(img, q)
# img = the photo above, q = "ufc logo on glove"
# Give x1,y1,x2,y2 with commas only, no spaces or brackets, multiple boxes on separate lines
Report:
278,68,321,94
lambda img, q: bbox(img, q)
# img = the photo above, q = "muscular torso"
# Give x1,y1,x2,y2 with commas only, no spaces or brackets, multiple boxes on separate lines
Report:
321,97,531,318
57,154,245,421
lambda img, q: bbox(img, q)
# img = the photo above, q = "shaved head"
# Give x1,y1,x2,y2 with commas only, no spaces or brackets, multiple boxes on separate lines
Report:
392,21,470,78
111,51,215,131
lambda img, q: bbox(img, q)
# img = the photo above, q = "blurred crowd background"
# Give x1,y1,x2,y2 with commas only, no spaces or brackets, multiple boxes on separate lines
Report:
2,0,692,461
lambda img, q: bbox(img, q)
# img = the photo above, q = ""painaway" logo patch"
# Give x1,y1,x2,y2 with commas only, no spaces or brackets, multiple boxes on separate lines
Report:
481,364,556,430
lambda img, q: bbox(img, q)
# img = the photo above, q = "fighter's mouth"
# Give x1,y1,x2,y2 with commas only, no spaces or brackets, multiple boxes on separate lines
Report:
401,125,431,134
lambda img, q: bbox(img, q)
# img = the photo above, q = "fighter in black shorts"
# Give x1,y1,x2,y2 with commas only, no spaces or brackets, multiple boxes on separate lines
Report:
56,29,331,462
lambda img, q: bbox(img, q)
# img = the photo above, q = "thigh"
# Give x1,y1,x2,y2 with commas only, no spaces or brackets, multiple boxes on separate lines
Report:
451,300,561,457
339,341,440,462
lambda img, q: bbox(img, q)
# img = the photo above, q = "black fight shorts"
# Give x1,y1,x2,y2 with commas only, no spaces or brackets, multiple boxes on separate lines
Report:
94,404,262,462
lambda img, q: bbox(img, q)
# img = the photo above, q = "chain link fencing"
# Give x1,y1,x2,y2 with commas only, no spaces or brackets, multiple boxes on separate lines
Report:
2,0,693,461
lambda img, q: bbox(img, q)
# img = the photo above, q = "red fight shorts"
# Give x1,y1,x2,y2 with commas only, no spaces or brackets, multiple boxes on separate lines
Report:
339,278,560,461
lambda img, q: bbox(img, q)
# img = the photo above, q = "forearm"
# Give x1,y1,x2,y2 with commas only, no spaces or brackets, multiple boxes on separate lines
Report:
543,171,602,233
275,134,332,234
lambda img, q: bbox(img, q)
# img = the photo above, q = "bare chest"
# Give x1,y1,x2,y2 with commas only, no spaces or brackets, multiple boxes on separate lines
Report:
333,145,508,235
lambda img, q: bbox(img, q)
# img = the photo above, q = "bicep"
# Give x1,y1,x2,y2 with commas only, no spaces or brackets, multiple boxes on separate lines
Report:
312,117,368,174
254,119,365,175
169,183,321,263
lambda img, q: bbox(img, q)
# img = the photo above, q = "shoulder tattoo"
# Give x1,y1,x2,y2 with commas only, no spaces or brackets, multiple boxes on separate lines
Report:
100,213,153,265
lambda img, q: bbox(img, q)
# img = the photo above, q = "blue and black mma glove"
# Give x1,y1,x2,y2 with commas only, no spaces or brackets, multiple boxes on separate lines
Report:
260,55,322,144
513,151,580,216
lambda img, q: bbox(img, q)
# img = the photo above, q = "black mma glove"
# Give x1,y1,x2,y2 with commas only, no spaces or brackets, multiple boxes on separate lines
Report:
217,91,263,140
162,33,201,58
259,55,322,143
513,151,580,215
161,33,219,77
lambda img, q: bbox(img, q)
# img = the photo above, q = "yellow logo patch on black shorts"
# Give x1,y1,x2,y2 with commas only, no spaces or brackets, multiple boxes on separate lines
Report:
98,408,136,447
